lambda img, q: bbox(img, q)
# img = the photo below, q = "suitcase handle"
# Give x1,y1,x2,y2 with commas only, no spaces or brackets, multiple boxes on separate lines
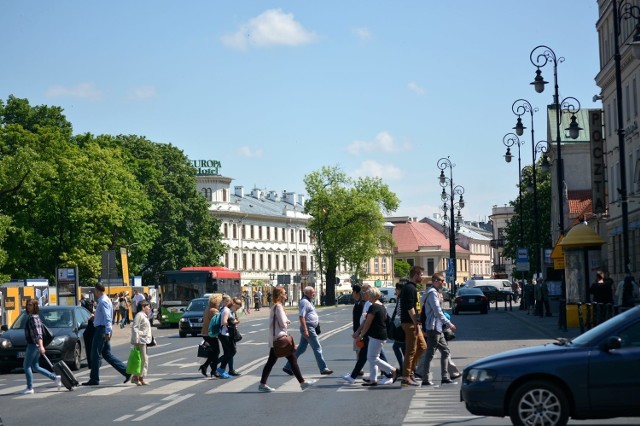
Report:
40,353,53,369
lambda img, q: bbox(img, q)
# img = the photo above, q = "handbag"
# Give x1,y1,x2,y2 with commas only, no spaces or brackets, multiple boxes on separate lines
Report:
314,324,321,335
126,347,142,375
147,335,157,347
272,308,295,358
41,323,54,347
197,341,210,358
386,305,405,342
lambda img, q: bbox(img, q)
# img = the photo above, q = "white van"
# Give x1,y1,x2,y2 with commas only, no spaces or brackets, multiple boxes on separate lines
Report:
379,287,398,303
463,279,512,291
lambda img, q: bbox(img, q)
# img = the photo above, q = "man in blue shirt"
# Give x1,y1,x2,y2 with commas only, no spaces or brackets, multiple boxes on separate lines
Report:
83,283,131,386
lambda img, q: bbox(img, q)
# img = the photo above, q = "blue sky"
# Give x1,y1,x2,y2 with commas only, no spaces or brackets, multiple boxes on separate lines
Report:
1,1,600,223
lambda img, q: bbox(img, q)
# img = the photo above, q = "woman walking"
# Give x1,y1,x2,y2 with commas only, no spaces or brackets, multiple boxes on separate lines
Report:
199,293,222,378
217,296,243,377
130,301,153,385
258,287,315,392
21,300,61,394
353,286,398,387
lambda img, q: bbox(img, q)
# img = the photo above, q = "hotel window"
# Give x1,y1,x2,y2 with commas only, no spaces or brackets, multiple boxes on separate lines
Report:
290,229,295,242
224,253,228,267
260,254,264,270
291,255,296,270
232,224,237,239
251,225,254,239
223,223,228,238
275,255,280,270
267,227,271,240
242,254,246,270
233,253,238,269
251,254,256,270
284,255,288,271
241,225,246,239
258,226,262,240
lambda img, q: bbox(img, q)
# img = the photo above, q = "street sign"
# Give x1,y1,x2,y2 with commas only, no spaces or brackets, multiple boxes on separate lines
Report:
516,247,530,272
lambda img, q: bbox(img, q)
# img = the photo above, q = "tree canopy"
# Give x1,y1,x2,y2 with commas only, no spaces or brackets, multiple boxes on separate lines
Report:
0,96,225,285
304,166,399,305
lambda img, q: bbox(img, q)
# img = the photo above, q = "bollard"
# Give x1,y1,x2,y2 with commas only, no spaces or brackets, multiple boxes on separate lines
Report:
577,303,585,334
585,303,592,330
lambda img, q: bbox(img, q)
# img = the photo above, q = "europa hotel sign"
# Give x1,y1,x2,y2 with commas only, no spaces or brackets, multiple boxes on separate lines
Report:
192,159,221,176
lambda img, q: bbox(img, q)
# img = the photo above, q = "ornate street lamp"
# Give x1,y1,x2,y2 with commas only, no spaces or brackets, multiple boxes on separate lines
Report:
610,0,639,274
437,157,465,292
502,132,525,249
530,45,582,331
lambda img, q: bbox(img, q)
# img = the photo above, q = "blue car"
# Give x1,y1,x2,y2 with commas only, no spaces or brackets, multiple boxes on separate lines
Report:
461,306,640,426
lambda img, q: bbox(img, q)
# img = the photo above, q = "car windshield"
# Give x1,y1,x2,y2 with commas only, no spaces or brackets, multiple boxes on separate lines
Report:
10,309,72,329
458,288,483,296
569,307,640,347
186,299,208,312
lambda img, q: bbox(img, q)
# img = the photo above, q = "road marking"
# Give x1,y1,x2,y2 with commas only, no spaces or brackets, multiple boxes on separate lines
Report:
132,393,194,422
143,379,202,395
205,374,259,393
82,385,133,396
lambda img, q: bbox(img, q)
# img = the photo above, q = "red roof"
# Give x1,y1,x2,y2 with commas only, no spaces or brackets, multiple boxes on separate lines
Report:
568,190,597,225
392,221,468,253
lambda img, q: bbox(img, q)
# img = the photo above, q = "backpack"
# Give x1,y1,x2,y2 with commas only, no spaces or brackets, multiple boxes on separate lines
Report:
208,311,222,337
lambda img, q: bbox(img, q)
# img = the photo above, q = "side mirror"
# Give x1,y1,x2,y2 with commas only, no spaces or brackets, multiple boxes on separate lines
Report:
603,336,622,351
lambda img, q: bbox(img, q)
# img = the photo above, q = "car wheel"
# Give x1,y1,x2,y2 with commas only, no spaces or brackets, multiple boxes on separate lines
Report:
71,342,82,371
179,331,187,338
509,380,569,426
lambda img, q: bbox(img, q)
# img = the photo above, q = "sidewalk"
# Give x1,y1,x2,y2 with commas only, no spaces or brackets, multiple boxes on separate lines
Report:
501,299,582,340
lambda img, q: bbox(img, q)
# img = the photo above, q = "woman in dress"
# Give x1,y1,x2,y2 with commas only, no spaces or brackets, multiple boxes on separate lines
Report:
258,287,315,392
130,301,153,385
21,300,61,394
353,286,398,387
199,293,222,377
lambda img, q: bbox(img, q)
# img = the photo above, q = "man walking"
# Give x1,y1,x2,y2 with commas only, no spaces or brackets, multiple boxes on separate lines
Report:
82,283,131,386
283,286,333,376
420,272,457,386
400,266,427,387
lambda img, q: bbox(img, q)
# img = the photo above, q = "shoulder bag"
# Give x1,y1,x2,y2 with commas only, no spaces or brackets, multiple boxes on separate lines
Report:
272,307,295,358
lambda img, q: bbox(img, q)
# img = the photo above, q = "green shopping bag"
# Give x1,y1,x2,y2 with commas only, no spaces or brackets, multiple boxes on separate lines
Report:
126,347,142,375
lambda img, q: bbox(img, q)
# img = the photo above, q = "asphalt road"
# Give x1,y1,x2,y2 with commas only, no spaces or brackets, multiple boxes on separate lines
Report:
0,302,637,426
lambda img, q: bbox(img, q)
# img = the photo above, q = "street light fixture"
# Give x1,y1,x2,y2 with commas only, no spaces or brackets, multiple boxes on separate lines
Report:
502,133,525,249
611,0,639,275
530,45,582,331
437,157,465,291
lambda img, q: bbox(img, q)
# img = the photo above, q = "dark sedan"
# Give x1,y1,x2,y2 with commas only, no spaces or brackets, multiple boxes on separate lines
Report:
475,284,514,303
0,305,91,373
452,288,488,315
337,293,354,305
179,297,208,337
461,307,640,425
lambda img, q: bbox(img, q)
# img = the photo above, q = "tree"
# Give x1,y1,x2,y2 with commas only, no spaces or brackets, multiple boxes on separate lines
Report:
502,164,552,279
394,259,411,280
304,166,399,305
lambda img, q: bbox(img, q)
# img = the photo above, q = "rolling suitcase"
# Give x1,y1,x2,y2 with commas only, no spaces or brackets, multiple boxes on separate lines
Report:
42,354,79,390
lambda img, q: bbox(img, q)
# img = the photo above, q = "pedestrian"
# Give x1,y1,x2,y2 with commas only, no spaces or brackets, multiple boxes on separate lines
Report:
20,300,61,394
119,291,131,328
258,286,316,392
525,280,535,315
590,270,614,304
242,290,251,314
391,282,405,374
419,272,457,386
351,285,365,367
267,291,272,307
352,286,399,387
254,291,261,311
132,289,145,313
199,293,222,378
616,275,639,311
216,296,242,377
400,266,427,387
534,279,543,317
540,279,552,317
113,293,121,325
82,283,131,386
130,301,153,386
282,286,333,376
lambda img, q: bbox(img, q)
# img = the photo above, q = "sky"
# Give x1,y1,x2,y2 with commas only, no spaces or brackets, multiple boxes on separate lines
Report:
0,1,602,223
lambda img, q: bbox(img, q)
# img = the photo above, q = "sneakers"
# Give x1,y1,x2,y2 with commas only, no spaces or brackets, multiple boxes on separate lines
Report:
421,380,436,387
20,388,34,395
217,368,232,379
55,375,62,391
341,374,356,384
441,378,458,385
300,379,316,390
320,369,333,375
362,381,378,387
228,370,241,377
258,384,275,393
379,376,393,385
450,372,462,380
282,367,294,376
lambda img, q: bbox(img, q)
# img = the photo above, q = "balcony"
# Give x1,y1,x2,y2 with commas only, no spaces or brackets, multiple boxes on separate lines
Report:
490,238,505,248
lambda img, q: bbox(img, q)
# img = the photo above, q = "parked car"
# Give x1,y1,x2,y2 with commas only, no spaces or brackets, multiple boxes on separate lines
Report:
452,288,488,315
337,293,354,305
179,297,208,337
0,305,91,373
379,287,397,303
475,285,514,303
461,306,640,425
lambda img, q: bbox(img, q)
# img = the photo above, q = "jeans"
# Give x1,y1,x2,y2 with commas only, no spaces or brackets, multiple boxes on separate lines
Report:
392,340,405,373
420,330,451,381
349,337,391,379
401,323,426,378
218,334,236,372
201,336,220,371
367,337,395,383
89,325,128,383
24,344,56,389
284,326,327,373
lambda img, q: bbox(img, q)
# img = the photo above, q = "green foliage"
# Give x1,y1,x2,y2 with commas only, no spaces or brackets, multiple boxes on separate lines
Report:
0,97,225,285
502,165,552,278
304,166,399,304
394,259,411,279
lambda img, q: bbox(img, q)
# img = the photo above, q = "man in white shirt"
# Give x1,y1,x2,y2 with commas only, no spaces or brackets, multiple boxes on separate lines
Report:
132,289,145,313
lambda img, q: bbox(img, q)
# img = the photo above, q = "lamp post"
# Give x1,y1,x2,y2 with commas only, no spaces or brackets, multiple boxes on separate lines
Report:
611,0,640,274
437,157,465,292
502,132,525,249
530,45,583,331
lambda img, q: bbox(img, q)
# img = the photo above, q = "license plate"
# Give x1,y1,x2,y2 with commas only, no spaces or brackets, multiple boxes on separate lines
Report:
468,298,475,303
193,322,203,327
17,352,25,358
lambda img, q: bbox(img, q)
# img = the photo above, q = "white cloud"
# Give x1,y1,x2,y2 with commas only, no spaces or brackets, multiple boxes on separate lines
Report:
238,146,264,158
407,81,425,96
346,131,411,155
127,86,157,101
352,27,372,41
352,160,403,180
45,83,103,101
221,9,317,51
